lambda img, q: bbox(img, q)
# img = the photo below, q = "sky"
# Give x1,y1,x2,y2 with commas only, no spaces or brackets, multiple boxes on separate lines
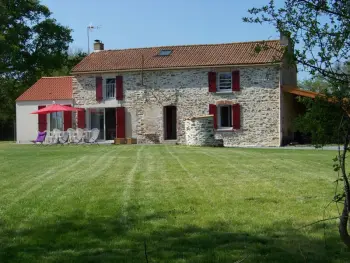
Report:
41,0,307,79
41,0,281,50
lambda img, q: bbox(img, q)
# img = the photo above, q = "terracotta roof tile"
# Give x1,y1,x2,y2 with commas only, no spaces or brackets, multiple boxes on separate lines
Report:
16,76,73,101
72,40,283,73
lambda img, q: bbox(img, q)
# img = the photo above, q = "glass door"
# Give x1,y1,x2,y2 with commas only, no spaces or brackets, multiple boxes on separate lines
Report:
89,108,105,140
50,112,63,130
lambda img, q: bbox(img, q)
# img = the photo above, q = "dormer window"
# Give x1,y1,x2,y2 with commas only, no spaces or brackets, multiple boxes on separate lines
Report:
159,50,172,56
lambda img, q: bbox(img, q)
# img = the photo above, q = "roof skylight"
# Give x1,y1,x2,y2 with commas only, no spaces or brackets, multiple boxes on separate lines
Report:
159,50,172,56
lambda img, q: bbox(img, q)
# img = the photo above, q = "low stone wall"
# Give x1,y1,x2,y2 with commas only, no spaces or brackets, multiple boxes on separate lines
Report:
185,115,218,146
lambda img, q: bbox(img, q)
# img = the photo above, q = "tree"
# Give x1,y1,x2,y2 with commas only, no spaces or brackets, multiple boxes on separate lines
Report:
299,63,350,92
0,0,73,123
299,75,330,92
294,96,345,145
51,49,87,76
243,0,350,247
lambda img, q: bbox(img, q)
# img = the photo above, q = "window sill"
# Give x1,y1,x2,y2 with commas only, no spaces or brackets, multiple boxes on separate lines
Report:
216,128,234,132
215,91,233,94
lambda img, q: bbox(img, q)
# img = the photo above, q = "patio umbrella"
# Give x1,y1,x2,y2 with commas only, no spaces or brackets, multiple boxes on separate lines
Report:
31,103,84,132
31,104,83,114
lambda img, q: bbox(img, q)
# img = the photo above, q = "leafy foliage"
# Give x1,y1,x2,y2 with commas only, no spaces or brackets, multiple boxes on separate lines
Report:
0,0,86,124
51,49,87,76
243,0,350,88
244,0,350,247
299,75,330,92
294,96,346,145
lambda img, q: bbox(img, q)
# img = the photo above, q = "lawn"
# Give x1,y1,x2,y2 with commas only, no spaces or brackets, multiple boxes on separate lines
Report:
0,143,349,262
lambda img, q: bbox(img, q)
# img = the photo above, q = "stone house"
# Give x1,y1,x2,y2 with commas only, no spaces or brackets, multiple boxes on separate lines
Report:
70,37,296,146
16,37,299,146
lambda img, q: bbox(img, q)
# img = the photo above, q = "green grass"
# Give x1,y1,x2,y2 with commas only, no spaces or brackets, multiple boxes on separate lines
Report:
0,143,349,262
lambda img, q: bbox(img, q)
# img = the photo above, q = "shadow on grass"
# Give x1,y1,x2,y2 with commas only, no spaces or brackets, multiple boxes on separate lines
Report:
0,209,349,263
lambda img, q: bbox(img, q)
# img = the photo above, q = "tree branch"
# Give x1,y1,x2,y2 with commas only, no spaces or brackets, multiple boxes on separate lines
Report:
298,216,340,229
296,0,350,19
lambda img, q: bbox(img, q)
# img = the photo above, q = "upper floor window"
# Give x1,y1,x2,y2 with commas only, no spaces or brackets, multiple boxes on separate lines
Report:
104,78,116,99
217,72,232,91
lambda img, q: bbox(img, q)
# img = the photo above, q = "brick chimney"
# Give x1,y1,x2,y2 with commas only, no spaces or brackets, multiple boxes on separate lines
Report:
93,40,104,52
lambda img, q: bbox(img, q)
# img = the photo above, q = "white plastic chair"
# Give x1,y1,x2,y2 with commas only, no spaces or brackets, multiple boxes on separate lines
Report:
45,130,53,144
59,131,69,144
48,129,60,144
67,128,76,143
87,128,100,145
75,128,85,144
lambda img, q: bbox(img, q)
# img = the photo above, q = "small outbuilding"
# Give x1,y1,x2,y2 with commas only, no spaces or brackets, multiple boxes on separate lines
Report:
16,76,74,143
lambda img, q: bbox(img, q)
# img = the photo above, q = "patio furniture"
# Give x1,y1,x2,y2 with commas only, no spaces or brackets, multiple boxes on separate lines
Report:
45,131,58,145
31,131,47,145
30,103,84,143
86,128,100,145
49,129,61,144
83,129,92,142
59,131,69,144
72,128,85,144
67,128,83,144
67,128,76,143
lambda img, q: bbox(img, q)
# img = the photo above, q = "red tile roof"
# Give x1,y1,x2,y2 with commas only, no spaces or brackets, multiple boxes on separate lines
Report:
16,76,73,101
72,40,283,73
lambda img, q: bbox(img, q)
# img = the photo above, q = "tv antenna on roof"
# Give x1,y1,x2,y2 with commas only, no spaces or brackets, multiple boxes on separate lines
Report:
87,23,101,54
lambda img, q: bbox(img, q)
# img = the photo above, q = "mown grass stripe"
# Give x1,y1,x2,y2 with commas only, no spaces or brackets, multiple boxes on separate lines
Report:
120,145,144,222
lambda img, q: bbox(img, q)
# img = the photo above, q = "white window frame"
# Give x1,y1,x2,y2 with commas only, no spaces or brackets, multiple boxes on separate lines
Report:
104,78,116,100
217,72,232,92
217,105,233,130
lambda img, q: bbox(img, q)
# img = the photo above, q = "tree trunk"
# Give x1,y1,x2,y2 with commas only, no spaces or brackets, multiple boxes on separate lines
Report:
339,199,350,248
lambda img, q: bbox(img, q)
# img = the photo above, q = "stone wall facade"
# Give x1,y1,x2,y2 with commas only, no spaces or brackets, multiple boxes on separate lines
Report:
185,115,217,146
72,65,281,147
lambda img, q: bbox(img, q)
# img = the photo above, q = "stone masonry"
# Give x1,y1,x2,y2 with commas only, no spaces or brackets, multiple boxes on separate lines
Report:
185,115,217,146
72,65,281,146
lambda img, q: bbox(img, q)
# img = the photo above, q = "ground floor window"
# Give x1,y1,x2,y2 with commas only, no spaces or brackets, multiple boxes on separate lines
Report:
50,112,63,130
218,105,232,128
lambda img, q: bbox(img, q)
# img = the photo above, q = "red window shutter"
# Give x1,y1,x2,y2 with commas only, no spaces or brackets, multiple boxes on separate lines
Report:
232,70,240,91
232,104,241,129
116,107,125,138
116,76,123,100
77,109,86,128
63,105,72,130
38,106,47,132
208,72,216,92
96,77,103,102
209,104,217,129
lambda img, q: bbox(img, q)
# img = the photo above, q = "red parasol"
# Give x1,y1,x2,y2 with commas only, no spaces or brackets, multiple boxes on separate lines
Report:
31,104,83,114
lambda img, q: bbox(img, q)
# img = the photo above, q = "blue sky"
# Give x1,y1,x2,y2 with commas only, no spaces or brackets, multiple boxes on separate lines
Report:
41,0,307,79
41,0,281,51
